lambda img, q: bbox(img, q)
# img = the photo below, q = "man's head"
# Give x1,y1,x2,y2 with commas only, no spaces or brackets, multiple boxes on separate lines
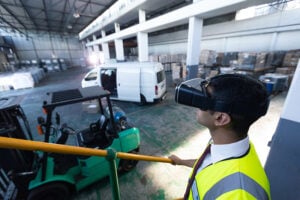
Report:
175,74,269,136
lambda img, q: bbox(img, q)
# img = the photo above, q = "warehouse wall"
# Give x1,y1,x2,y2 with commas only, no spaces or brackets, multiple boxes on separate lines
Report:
12,33,84,67
149,8,300,54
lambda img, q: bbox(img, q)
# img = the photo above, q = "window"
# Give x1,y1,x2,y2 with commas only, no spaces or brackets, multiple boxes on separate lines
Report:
85,72,97,81
156,70,165,83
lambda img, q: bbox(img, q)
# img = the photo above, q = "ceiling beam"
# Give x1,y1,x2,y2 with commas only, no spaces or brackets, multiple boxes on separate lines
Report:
78,0,109,7
85,0,276,42
42,0,50,31
0,15,26,35
0,11,86,26
59,0,68,31
0,1,100,18
62,0,78,33
73,0,91,32
0,1,27,30
19,0,38,30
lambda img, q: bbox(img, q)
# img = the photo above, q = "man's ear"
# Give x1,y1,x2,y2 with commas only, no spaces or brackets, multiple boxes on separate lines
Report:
214,112,231,126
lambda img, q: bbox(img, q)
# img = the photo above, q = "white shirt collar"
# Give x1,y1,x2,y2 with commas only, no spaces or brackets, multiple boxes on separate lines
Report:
210,136,250,164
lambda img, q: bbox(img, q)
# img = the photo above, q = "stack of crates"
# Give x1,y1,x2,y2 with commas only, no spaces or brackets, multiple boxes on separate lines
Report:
259,73,289,94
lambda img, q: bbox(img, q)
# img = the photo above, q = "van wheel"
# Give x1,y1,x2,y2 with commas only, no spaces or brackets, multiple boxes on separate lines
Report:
139,95,146,106
27,182,71,200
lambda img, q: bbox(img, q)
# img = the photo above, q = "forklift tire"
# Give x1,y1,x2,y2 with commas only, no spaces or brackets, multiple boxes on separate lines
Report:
27,182,70,200
118,149,139,173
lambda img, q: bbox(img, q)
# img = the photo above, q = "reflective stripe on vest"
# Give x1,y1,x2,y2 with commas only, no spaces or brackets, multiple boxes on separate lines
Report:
191,181,199,200
203,172,268,200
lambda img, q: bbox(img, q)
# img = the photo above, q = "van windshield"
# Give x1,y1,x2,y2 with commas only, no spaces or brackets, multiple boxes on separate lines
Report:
156,71,165,83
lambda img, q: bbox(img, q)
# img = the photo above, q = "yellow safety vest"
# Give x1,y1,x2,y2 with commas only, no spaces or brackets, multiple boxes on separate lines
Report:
188,143,271,200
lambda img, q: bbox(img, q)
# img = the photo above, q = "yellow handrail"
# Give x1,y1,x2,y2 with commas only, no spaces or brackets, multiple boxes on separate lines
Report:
0,136,172,163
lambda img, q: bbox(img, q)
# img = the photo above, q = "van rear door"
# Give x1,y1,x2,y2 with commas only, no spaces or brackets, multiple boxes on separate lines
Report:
117,66,140,102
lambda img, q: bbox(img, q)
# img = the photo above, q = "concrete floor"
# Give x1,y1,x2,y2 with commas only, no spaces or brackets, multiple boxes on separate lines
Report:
0,67,286,200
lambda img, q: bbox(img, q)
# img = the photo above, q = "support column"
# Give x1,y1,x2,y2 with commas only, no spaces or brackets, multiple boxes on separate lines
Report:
82,41,88,59
114,23,125,61
186,16,203,80
101,30,110,62
222,37,228,52
87,38,93,54
139,9,146,23
138,9,148,62
265,60,300,199
93,34,100,52
269,32,278,51
137,32,148,62
92,34,101,65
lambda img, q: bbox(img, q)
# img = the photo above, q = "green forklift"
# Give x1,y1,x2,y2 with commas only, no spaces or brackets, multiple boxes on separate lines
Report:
0,86,140,199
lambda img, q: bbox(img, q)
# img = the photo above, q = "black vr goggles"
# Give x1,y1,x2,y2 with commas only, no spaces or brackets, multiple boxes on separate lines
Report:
175,75,269,118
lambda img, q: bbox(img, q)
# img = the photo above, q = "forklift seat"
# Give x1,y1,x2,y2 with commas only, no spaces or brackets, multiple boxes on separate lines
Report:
76,115,110,149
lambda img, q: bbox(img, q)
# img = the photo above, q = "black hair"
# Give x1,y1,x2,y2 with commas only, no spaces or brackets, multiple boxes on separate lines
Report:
208,74,268,137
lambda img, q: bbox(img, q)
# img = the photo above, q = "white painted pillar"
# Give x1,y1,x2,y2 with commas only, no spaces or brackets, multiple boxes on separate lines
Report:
138,9,148,62
137,32,148,62
139,9,146,23
92,34,102,65
114,23,125,61
269,32,278,51
222,37,228,52
186,16,203,79
82,41,88,58
93,34,99,52
101,30,110,61
87,38,93,53
265,59,300,199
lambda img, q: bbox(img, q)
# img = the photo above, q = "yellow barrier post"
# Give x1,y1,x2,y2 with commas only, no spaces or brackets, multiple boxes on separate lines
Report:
0,137,173,163
0,136,174,199
106,148,121,200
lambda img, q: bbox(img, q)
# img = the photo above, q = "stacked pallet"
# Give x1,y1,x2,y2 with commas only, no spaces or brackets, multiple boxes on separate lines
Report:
199,50,217,66
171,63,186,85
236,52,257,70
282,49,300,68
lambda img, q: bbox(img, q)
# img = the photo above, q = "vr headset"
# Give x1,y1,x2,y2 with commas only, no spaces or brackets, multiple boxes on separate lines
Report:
175,75,269,118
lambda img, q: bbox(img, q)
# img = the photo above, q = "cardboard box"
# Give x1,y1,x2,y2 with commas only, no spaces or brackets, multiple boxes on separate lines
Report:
283,49,300,67
255,52,268,69
237,52,256,70
199,50,217,66
222,52,238,66
275,67,296,75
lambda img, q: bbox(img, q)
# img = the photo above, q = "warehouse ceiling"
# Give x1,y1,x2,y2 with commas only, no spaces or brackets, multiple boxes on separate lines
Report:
0,0,190,37
0,0,117,36
0,0,286,38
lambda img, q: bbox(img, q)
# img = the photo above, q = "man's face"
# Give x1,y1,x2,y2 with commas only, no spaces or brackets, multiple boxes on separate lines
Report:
196,108,215,129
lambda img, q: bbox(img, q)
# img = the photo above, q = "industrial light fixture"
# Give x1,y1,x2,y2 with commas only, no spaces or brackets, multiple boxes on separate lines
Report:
67,25,73,29
73,11,80,18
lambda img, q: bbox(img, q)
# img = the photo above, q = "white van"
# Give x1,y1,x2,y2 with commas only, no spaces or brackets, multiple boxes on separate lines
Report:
81,62,167,104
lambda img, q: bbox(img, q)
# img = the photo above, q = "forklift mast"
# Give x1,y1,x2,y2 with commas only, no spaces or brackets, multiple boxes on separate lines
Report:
0,96,35,175
0,96,37,199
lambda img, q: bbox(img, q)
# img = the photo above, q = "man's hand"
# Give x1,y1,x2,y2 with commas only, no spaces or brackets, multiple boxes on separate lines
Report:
168,155,182,165
168,155,196,168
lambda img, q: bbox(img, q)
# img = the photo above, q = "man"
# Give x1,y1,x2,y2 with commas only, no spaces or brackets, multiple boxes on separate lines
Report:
170,74,271,200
